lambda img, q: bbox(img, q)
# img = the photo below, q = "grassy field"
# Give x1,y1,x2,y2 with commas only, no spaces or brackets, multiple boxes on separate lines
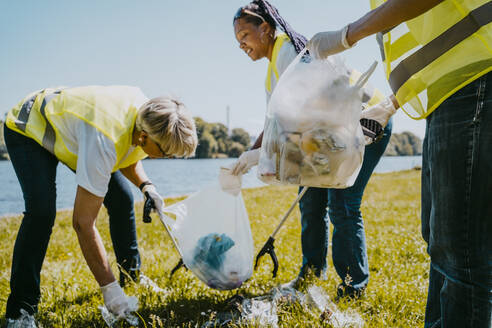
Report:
0,170,427,327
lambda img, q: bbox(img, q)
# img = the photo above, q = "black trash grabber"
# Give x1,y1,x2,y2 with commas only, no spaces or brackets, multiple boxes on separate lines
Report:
255,186,309,278
170,258,187,277
142,191,155,223
142,198,187,277
360,118,384,144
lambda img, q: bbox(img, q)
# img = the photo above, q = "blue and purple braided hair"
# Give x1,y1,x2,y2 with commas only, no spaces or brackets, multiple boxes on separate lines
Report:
233,0,307,54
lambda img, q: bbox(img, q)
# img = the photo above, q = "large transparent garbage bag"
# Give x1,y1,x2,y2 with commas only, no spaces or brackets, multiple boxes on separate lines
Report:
258,49,376,188
160,183,253,290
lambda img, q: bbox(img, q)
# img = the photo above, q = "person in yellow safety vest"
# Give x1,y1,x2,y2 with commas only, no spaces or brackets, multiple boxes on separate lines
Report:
3,86,198,326
308,0,492,327
230,0,393,298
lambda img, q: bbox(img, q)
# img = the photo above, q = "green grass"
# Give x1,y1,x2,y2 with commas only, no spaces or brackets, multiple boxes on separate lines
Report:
0,170,427,327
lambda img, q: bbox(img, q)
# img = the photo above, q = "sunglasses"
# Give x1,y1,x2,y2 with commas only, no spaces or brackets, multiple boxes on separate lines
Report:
153,139,172,158
143,131,173,158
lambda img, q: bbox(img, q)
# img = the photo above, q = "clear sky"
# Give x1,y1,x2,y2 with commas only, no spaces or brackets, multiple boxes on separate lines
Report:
0,0,425,139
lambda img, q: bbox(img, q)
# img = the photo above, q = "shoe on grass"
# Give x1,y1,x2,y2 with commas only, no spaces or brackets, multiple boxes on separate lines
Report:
336,283,365,300
119,267,140,287
280,276,305,290
6,309,36,328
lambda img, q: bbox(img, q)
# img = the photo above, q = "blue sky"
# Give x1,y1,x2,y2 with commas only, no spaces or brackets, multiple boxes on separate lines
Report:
0,0,425,138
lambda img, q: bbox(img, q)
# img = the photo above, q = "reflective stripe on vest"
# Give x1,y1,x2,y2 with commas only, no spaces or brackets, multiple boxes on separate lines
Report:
15,93,38,132
265,33,290,93
6,86,148,171
370,0,492,119
13,89,61,154
39,91,62,154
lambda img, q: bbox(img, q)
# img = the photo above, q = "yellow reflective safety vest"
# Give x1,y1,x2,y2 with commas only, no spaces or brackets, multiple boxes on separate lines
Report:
266,33,384,106
6,86,148,171
266,33,290,94
370,0,492,119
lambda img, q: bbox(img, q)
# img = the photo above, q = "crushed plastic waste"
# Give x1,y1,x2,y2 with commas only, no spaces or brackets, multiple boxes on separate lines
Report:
304,286,364,327
192,233,235,271
201,285,364,328
139,274,169,295
241,296,278,327
99,301,139,328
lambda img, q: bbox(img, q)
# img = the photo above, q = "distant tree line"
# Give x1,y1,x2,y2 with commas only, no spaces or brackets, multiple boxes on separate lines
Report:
0,118,422,160
384,131,422,156
194,117,251,159
0,118,253,160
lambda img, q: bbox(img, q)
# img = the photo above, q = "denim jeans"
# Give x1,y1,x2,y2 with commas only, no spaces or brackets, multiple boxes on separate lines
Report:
422,72,492,328
4,125,141,318
298,120,392,291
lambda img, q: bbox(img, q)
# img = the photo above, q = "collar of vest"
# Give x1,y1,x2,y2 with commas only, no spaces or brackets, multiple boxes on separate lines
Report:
266,33,290,93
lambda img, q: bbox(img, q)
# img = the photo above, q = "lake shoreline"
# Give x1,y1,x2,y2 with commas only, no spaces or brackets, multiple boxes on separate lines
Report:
0,156,422,217
0,168,422,219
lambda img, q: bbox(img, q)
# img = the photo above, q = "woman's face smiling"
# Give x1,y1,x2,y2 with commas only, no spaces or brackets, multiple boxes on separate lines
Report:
234,18,273,61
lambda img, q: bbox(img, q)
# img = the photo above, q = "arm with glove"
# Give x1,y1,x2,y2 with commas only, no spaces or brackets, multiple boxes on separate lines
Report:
120,161,164,222
307,0,444,58
230,148,261,176
72,186,139,319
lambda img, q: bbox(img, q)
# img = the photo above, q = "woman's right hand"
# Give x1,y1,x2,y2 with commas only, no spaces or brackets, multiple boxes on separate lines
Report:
231,149,261,176
101,280,138,319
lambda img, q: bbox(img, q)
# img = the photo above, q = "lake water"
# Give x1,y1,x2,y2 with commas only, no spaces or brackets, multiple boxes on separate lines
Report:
0,156,422,217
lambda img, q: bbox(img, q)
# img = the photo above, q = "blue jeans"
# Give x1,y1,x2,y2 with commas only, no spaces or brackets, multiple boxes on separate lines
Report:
422,72,492,328
4,126,141,318
298,120,392,291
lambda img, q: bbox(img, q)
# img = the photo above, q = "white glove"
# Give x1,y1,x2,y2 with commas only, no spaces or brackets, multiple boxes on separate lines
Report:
361,97,397,129
142,184,164,213
231,149,260,176
307,25,354,59
101,280,139,319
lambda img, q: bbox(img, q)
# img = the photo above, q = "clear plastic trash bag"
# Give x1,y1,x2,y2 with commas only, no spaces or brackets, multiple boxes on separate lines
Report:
258,49,376,188
160,183,253,290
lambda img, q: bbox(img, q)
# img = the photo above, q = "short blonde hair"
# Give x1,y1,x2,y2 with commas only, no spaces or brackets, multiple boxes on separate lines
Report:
136,97,198,157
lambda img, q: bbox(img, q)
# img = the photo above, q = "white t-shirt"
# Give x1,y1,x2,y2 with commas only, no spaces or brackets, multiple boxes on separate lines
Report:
54,119,120,197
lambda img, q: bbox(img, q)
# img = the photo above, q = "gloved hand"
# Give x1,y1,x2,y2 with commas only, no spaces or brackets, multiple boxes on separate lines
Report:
307,25,353,59
142,184,165,223
231,149,260,176
361,97,397,129
360,97,397,145
101,280,139,319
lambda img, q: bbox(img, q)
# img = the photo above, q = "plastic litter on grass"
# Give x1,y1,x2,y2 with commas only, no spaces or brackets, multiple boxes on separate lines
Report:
201,285,364,328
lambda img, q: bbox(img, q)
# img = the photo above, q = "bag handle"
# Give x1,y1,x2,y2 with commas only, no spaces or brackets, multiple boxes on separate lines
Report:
276,48,377,92
354,61,378,89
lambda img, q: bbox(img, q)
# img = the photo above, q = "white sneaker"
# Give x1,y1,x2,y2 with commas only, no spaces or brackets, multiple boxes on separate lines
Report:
6,309,37,328
280,277,303,290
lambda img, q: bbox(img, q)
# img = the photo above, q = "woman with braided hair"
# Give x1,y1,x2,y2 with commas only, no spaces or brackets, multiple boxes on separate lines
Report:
230,0,392,298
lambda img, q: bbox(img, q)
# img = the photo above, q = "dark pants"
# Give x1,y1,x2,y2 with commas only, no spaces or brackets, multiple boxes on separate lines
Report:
4,125,140,318
422,73,492,328
298,121,392,291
